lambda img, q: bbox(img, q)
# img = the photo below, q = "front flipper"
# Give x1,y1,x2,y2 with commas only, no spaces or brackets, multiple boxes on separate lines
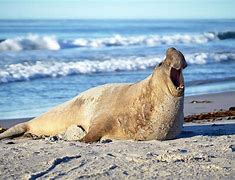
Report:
80,117,114,143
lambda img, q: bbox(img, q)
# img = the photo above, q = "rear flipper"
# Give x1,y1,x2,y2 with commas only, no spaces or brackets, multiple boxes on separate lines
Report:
0,123,28,140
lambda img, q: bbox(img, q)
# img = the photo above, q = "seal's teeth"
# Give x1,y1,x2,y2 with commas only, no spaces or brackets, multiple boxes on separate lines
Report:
177,86,184,90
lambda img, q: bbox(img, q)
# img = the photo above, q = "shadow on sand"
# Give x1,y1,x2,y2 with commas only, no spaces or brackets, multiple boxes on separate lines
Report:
179,122,235,138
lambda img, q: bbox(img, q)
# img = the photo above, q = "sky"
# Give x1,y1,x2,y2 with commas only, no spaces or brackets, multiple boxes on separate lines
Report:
0,0,234,19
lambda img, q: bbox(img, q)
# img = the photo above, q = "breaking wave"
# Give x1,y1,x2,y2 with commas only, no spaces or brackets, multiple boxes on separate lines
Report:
69,33,217,48
0,32,218,51
0,53,234,84
0,57,161,83
186,52,235,64
0,34,60,51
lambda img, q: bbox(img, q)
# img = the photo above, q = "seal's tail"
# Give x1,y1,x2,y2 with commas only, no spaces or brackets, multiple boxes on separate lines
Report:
0,123,28,140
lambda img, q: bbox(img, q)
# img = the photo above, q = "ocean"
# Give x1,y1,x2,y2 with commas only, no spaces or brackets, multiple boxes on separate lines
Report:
0,19,235,119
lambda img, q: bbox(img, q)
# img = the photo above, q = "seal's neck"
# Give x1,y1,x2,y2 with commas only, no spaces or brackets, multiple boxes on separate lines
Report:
139,70,180,104
147,66,175,98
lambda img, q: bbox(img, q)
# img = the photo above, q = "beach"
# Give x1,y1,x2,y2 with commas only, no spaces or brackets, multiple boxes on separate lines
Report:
0,19,235,180
0,91,234,179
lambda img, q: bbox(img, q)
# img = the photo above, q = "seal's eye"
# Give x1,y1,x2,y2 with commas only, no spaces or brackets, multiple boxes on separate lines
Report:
170,67,184,89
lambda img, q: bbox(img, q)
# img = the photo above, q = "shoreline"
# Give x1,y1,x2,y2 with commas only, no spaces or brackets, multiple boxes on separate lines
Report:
0,91,234,128
184,91,235,115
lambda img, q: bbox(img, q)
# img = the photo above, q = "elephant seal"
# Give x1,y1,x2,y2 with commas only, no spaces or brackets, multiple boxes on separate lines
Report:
0,47,187,142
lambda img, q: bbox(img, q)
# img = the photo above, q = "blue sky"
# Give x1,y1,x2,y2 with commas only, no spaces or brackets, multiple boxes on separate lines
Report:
0,0,234,19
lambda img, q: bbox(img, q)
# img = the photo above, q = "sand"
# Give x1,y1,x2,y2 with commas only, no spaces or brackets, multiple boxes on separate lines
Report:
0,91,234,179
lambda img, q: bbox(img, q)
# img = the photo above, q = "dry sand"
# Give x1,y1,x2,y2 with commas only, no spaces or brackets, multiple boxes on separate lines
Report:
0,91,234,179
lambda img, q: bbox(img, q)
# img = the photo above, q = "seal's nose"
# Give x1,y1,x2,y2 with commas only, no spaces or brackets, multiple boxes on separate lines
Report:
165,47,187,69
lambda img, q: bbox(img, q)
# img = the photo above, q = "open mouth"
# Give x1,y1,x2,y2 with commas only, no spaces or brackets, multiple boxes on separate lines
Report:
170,67,184,90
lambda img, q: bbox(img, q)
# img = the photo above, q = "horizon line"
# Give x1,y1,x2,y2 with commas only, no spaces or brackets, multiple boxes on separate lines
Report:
0,18,235,20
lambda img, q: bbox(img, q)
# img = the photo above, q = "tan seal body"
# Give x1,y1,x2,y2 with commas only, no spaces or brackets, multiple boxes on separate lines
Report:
0,47,187,142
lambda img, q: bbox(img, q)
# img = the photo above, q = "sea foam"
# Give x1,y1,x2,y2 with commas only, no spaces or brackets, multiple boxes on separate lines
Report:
0,53,234,84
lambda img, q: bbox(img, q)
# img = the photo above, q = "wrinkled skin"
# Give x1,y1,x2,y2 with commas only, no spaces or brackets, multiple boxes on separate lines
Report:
0,47,187,143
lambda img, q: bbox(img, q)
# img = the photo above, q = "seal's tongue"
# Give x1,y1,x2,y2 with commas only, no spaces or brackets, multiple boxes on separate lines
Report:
170,67,183,88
